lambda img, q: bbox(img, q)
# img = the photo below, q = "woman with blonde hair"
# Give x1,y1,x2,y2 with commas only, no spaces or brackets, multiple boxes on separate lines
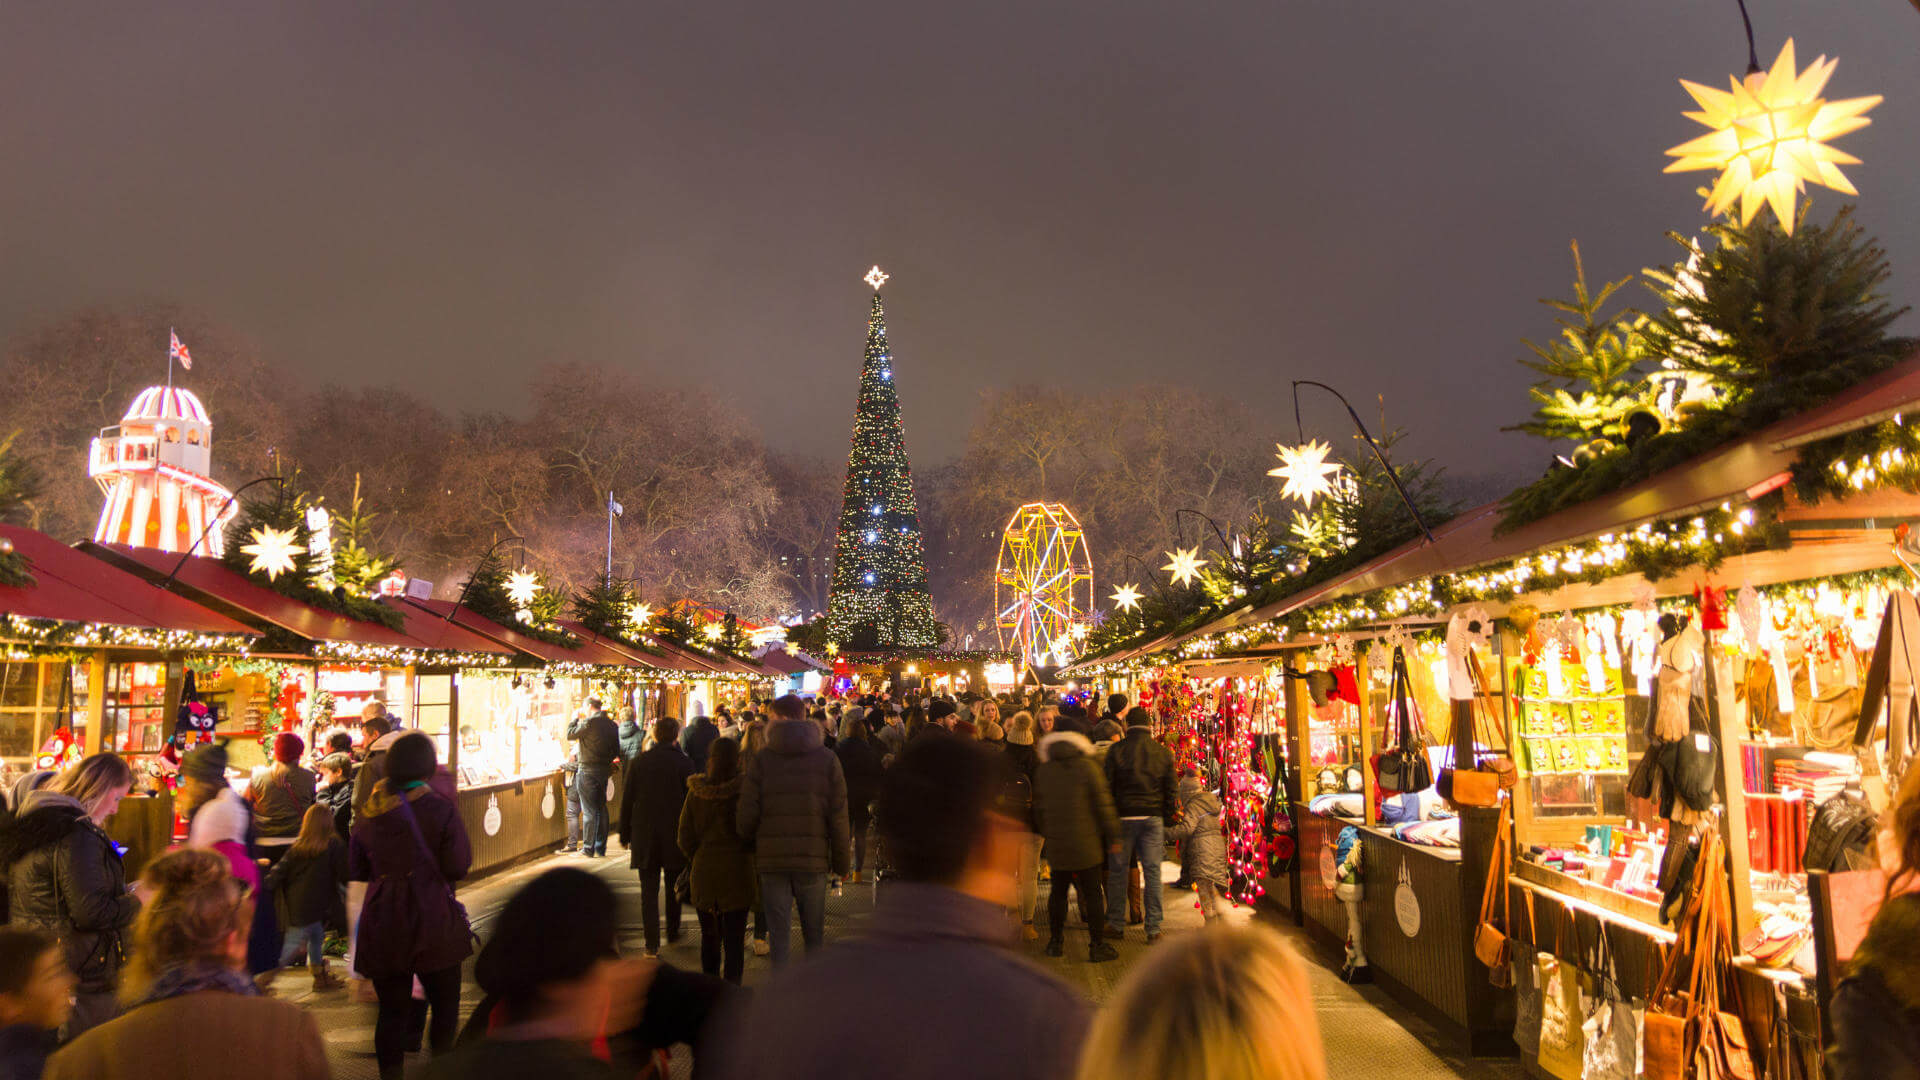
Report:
43,848,327,1080
0,752,139,1038
1075,923,1327,1080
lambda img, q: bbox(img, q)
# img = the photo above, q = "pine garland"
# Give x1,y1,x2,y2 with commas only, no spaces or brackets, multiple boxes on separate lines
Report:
222,480,403,631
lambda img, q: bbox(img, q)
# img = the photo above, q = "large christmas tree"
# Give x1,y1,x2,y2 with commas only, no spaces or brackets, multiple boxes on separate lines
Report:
824,269,940,649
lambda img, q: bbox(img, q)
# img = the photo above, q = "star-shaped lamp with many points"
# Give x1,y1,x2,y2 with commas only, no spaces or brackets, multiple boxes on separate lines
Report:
1162,547,1207,588
824,642,840,658
1665,39,1879,234
784,642,800,657
626,601,652,632
1110,583,1143,612
504,570,541,609
242,526,302,581
1270,440,1343,506
702,622,725,643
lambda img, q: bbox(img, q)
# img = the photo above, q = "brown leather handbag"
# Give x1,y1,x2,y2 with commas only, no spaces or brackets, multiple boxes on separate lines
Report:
1473,806,1513,982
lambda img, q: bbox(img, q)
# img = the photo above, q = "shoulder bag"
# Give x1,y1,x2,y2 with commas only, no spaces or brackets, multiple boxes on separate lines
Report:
1537,904,1586,1080
1579,921,1640,1080
397,794,478,951
1439,652,1515,807
1513,888,1543,1057
1474,805,1513,981
1376,647,1433,794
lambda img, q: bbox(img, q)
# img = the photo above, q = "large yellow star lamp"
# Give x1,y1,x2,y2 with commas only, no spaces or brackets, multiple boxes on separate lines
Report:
1665,39,1879,234
1269,440,1343,506
242,526,301,581
1162,547,1207,588
1109,583,1143,612
504,570,541,609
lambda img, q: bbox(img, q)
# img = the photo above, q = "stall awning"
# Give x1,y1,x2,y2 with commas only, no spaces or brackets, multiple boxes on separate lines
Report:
1,526,258,651
1120,350,1920,665
752,648,824,676
400,599,646,675
83,543,512,666
651,638,765,679
552,618,693,677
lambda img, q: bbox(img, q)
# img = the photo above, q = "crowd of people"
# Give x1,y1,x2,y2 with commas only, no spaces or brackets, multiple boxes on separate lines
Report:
1,682,1913,1079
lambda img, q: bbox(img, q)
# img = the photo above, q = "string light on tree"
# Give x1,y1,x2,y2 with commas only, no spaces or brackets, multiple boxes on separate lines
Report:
1269,440,1343,505
1664,38,1880,234
1110,583,1143,612
241,526,302,581
1163,547,1207,588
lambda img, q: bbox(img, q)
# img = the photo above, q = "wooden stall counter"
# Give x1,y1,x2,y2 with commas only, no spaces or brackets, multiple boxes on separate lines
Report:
454,770,621,878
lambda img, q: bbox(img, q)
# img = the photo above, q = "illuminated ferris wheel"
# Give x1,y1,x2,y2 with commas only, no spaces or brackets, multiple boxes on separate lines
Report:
994,502,1095,666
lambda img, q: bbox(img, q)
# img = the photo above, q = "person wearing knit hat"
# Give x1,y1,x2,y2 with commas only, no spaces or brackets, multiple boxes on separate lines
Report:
349,728,473,1076
926,700,957,728
249,730,318,861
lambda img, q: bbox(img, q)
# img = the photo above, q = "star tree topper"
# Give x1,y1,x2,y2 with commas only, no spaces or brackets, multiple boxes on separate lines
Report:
864,265,889,291
1665,39,1879,234
1162,547,1207,588
1270,440,1342,506
1110,583,1143,612
242,526,302,581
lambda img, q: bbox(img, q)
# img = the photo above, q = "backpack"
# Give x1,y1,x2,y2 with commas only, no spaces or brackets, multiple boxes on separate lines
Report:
999,770,1034,824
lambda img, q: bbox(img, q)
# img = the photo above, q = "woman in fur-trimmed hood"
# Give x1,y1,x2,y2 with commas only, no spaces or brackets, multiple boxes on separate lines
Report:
1830,776,1920,1079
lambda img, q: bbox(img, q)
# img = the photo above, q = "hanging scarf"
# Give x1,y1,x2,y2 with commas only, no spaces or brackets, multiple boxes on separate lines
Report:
132,962,260,1010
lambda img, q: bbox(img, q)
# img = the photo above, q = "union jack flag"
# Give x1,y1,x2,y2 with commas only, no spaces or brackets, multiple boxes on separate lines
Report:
169,330,192,371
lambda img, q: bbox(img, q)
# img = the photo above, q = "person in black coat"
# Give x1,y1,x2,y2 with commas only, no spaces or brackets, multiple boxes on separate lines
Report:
833,718,884,883
565,700,622,858
619,718,695,958
263,803,349,991
680,714,720,773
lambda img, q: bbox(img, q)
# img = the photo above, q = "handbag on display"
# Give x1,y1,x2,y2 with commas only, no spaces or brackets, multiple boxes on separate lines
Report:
1375,647,1434,794
1439,652,1515,808
1510,889,1543,1056
1473,806,1514,982
1643,831,1755,1080
1579,923,1640,1080
1536,905,1586,1080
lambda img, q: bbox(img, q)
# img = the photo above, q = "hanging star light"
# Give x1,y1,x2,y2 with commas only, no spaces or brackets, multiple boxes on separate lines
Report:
702,621,726,642
504,570,541,609
241,526,302,581
1163,547,1207,587
1069,621,1089,641
1269,440,1343,506
784,642,800,657
626,601,652,631
1110,583,1143,612
1665,39,1880,234
824,641,840,657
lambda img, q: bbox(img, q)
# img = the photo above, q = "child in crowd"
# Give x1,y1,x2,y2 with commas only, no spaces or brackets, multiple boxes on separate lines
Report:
1166,770,1230,922
265,803,349,991
0,927,74,1080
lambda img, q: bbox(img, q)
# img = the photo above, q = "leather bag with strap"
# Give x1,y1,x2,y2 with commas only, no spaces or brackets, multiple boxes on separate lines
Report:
1376,647,1434,794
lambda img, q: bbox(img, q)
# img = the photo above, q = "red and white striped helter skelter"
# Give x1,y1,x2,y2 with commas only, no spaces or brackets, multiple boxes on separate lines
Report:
89,386,238,556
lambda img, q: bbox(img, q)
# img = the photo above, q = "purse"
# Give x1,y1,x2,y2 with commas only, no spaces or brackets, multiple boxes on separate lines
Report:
1474,806,1513,979
1440,652,1513,808
398,794,478,950
1580,923,1640,1080
1376,647,1433,794
1537,906,1586,1080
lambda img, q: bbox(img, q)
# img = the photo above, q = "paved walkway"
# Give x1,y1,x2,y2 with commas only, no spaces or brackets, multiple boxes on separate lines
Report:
297,850,1521,1079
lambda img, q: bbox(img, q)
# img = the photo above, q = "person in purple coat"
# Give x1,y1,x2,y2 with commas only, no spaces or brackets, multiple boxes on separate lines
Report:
349,732,473,1080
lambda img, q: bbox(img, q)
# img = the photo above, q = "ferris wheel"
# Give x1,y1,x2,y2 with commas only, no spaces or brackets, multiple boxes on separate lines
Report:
994,502,1095,666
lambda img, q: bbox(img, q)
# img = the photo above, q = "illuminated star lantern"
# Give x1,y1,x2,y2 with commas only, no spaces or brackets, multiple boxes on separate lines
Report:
824,641,840,657
1069,621,1089,641
1665,39,1880,234
1162,547,1207,587
1269,440,1343,506
1110,583,1144,612
702,622,725,643
864,265,889,290
241,526,302,581
784,642,800,657
626,601,652,632
504,570,541,609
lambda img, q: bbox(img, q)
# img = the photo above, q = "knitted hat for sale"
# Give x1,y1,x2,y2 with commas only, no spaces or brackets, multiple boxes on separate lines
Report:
181,742,229,786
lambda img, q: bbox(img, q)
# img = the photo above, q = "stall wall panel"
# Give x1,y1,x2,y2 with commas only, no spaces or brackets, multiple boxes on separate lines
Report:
1297,808,1350,944
456,770,620,876
1360,832,1469,1029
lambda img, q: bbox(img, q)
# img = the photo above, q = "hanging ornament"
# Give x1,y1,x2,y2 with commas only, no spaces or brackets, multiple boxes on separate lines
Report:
1268,440,1343,506
626,601,652,631
824,641,840,657
702,621,726,642
241,526,302,581
1664,39,1880,234
504,570,541,609
783,642,800,657
1109,583,1143,612
1162,547,1207,587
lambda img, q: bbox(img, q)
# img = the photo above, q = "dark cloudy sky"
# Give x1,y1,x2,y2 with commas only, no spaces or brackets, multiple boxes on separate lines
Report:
3,2,1916,480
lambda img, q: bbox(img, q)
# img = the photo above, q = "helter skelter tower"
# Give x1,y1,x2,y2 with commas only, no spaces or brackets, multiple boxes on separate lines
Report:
88,386,238,556
823,267,940,649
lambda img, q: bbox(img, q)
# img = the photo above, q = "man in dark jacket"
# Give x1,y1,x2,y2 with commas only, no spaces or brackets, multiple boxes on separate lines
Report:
566,698,622,858
1103,706,1175,942
619,717,695,957
1033,731,1119,961
738,694,850,969
715,736,1090,1080
681,712,720,773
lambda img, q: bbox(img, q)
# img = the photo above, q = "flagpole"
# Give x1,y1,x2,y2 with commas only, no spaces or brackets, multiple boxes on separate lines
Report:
166,327,175,390
606,491,615,581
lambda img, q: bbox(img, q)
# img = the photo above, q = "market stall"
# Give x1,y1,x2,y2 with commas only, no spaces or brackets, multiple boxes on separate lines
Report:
1,524,259,875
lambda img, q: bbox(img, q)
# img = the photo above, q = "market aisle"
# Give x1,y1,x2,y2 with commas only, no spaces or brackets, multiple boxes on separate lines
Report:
301,850,1521,1079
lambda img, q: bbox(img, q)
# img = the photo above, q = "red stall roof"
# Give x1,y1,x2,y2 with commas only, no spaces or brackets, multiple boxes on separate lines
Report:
552,618,700,676
81,543,512,665
1,526,257,649
401,599,648,674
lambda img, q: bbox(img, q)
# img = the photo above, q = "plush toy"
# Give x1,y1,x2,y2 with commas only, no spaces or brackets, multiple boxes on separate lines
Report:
34,727,81,772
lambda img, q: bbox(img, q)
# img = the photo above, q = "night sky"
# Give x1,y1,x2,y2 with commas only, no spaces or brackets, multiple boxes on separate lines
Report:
4,2,1916,480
